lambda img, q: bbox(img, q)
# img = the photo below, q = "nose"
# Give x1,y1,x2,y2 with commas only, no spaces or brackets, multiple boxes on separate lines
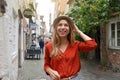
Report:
61,26,65,31
61,25,65,28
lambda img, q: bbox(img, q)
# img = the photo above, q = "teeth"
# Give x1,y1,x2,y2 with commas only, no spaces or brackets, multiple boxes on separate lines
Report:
60,31,66,33
59,30,67,35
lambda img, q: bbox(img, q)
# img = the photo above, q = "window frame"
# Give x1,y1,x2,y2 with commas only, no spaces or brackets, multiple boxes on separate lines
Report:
107,17,120,49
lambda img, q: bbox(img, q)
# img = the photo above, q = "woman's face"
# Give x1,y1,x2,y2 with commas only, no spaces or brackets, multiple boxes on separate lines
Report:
57,20,70,38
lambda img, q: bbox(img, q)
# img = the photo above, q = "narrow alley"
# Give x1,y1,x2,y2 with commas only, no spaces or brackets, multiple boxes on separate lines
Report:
18,54,120,80
1,0,120,80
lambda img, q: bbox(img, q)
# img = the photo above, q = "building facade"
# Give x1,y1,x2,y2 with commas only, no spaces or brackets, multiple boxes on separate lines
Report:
101,16,120,70
52,0,69,17
0,0,38,80
0,0,20,79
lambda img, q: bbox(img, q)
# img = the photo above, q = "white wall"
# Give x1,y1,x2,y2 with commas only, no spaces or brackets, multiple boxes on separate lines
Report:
0,16,10,80
0,0,19,80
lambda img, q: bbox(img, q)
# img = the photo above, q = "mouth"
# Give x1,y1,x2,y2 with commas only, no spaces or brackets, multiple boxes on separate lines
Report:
59,30,67,35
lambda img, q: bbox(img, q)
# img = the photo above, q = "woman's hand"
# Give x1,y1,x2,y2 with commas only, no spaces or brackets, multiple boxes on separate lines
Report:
46,68,60,80
50,70,60,80
73,24,80,34
73,24,92,41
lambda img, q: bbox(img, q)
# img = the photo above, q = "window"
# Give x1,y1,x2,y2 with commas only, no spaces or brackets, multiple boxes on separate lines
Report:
117,22,120,46
109,20,120,49
0,0,7,14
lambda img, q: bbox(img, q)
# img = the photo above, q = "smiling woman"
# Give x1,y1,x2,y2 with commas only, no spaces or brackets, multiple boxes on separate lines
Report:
44,16,97,80
57,20,70,38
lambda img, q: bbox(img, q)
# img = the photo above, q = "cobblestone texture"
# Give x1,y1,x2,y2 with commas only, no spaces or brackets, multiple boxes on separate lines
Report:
18,54,120,80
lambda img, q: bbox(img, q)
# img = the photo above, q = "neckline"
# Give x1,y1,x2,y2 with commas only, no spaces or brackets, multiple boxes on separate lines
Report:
59,43,69,54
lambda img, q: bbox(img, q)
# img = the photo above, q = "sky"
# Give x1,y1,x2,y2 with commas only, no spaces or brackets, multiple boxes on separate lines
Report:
36,0,55,32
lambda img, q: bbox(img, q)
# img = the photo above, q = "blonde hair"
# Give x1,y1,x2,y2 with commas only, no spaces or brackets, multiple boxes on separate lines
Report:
51,16,75,57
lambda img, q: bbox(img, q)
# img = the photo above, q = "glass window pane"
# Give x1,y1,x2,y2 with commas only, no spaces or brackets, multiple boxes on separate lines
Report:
117,22,120,29
117,31,120,38
111,23,115,30
111,23,115,46
111,38,115,46
111,31,115,38
117,39,120,46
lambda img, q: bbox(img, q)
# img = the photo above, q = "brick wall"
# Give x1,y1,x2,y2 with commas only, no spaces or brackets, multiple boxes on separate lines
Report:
108,51,120,69
101,23,120,70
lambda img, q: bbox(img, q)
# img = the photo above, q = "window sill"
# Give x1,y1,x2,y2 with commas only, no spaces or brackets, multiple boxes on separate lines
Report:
108,46,120,51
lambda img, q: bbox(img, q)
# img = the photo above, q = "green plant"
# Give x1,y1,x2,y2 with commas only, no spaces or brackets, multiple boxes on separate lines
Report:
79,52,88,59
100,61,107,66
67,0,120,34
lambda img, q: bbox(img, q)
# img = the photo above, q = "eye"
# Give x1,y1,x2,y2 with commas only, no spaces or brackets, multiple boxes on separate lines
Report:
64,24,69,27
58,23,62,26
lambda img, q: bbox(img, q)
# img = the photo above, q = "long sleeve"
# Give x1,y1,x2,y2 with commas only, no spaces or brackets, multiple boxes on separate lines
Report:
78,39,97,52
44,44,51,71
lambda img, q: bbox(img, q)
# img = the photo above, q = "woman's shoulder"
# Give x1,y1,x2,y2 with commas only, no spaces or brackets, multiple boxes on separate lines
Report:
69,40,80,47
45,41,53,52
73,40,88,45
45,41,52,47
73,40,81,44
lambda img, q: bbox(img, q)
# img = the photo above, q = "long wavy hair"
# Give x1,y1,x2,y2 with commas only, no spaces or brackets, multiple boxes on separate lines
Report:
51,16,75,57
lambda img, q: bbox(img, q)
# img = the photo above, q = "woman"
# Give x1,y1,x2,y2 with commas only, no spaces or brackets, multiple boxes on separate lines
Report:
44,16,97,80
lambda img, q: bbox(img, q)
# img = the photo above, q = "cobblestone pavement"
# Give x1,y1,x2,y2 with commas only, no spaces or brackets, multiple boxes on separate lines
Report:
18,54,120,80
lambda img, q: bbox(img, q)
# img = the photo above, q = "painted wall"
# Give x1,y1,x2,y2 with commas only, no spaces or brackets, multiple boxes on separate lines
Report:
0,0,19,80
